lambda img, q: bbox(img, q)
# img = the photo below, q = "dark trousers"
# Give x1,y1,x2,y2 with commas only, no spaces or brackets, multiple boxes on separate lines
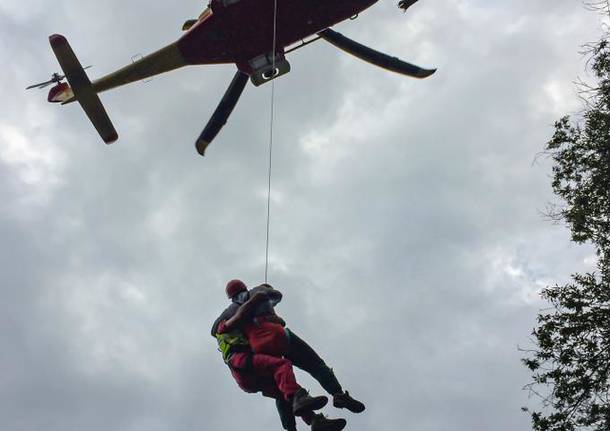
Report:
275,329,343,430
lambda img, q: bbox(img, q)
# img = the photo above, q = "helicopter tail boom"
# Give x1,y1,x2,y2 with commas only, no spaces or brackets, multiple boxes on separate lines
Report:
49,34,118,144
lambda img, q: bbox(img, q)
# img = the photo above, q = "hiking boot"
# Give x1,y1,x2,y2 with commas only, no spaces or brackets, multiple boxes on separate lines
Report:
310,414,347,431
292,388,328,416
333,391,365,413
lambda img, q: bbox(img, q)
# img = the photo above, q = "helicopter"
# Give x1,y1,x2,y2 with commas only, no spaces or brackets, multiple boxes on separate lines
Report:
27,0,435,156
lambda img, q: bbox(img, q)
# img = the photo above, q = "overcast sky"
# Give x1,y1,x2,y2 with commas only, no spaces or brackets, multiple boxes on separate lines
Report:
0,1,604,431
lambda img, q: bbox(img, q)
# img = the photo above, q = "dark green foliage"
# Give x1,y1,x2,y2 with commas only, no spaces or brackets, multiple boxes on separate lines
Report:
524,273,610,431
522,21,610,431
546,39,610,267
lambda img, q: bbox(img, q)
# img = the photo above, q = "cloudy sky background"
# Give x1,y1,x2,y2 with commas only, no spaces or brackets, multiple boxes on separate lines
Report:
0,1,604,430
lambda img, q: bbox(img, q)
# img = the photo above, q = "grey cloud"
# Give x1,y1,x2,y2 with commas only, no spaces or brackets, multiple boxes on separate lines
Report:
0,1,603,431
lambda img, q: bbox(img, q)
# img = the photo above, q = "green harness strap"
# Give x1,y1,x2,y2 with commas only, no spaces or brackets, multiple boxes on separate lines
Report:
215,330,249,363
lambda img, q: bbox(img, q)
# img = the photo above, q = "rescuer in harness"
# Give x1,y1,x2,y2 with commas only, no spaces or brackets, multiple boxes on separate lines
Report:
212,280,365,431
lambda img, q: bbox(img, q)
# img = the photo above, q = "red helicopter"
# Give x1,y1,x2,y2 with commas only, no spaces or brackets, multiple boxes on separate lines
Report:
27,0,434,156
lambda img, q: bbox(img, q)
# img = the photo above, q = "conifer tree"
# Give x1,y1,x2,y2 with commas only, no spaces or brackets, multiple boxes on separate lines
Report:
522,3,610,430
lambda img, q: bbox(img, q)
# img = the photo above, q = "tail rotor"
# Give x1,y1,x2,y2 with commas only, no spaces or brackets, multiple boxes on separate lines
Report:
26,66,91,90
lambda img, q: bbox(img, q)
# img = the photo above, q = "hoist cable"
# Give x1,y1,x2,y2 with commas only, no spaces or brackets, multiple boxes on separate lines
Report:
264,0,279,283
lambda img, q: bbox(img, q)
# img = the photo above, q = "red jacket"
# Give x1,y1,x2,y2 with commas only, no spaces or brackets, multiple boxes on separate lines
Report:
218,314,288,356
215,285,289,356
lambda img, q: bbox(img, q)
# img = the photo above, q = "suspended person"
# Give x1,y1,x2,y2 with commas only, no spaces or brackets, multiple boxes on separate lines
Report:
213,280,365,431
212,284,346,431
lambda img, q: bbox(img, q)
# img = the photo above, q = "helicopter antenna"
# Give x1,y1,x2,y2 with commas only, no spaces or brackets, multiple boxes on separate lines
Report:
264,0,279,284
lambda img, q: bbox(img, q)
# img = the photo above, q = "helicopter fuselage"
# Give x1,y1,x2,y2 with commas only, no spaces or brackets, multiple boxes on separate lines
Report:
178,0,378,73
48,82,73,103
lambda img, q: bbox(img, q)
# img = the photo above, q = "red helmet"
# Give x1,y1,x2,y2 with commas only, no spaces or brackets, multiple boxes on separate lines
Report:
225,279,247,298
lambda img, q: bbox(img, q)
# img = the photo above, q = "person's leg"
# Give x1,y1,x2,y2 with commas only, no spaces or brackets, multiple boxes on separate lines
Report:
302,412,347,431
249,354,301,401
230,353,296,399
285,329,365,413
274,397,348,431
284,329,342,394
276,398,298,431
231,352,329,420
229,353,260,394
247,353,329,416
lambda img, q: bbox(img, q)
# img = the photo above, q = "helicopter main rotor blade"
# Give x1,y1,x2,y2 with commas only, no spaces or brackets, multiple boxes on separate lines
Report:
318,28,436,79
26,81,51,90
195,70,249,156
26,79,59,90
